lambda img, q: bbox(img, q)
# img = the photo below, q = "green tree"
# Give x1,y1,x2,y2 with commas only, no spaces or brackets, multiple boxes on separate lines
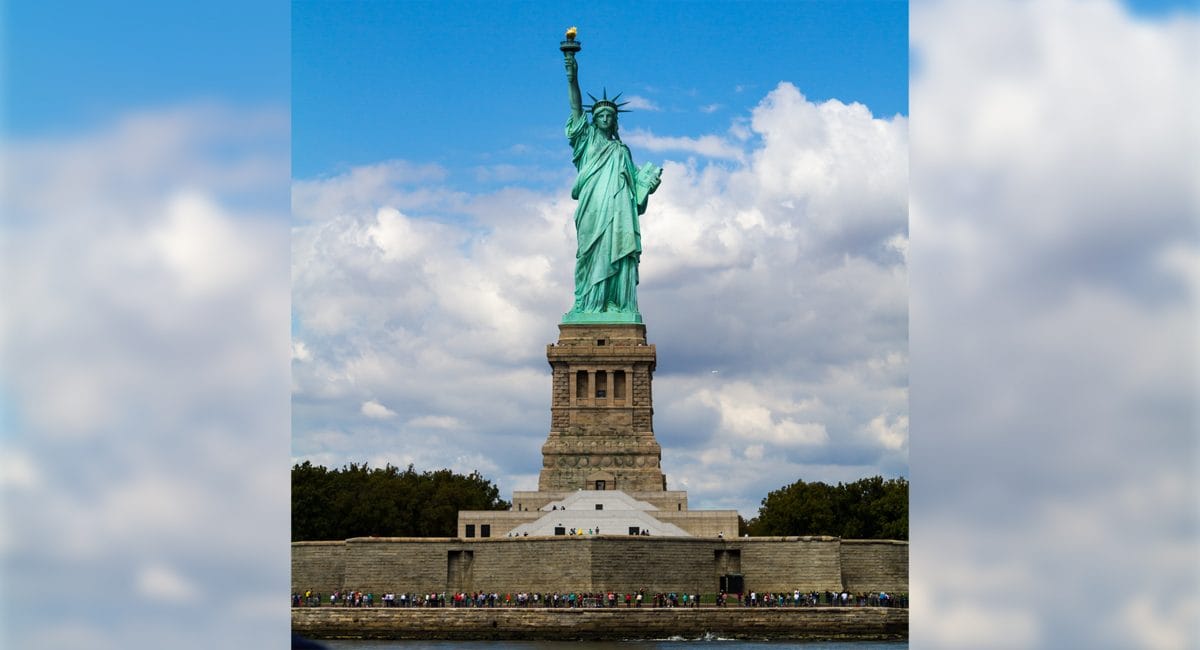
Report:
291,462,510,541
747,476,907,540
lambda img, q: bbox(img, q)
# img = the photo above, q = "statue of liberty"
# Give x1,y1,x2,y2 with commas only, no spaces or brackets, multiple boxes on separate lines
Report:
560,28,662,323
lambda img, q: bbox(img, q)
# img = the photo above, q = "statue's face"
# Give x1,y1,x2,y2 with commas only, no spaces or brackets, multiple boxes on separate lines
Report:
594,110,616,134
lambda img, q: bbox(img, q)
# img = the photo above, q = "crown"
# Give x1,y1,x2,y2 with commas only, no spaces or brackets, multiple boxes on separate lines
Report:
585,88,632,114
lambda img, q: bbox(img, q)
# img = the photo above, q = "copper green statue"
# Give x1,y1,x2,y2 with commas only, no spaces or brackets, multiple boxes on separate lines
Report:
560,27,662,324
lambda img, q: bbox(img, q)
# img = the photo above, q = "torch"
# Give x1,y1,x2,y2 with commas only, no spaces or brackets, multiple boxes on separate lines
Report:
560,26,581,56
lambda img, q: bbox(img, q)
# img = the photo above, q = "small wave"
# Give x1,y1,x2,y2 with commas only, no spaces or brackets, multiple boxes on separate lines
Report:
647,631,736,642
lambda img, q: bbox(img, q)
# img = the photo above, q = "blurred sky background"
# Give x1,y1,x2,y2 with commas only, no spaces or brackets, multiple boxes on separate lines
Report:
3,1,1198,648
1,2,292,648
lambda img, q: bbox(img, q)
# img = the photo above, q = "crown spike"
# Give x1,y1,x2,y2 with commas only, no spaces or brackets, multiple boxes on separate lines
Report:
585,87,632,115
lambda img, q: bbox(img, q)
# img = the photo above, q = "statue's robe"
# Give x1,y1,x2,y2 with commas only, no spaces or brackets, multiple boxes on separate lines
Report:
566,112,653,314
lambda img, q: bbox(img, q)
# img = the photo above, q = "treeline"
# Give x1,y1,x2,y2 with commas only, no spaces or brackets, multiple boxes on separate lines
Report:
292,461,509,541
745,476,908,540
292,463,906,541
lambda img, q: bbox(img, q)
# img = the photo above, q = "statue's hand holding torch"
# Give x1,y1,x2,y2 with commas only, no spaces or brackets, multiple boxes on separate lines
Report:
561,26,581,79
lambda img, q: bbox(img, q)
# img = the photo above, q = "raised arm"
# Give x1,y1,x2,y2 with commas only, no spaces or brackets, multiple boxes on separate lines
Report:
565,52,583,119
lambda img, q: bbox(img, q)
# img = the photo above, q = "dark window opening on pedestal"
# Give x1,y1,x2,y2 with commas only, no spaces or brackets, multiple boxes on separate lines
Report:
576,371,587,400
678,503,682,510
596,370,607,398
481,524,490,538
595,503,603,510
554,526,566,536
614,370,626,399
629,526,640,535
595,480,606,491
597,339,606,346
465,524,475,538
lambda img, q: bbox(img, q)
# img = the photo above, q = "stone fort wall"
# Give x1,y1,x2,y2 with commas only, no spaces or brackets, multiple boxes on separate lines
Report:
292,535,907,596
839,539,909,594
292,606,909,641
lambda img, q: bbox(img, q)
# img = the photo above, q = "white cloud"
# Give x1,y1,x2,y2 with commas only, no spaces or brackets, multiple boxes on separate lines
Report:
361,399,397,419
367,207,429,261
621,95,661,111
623,129,746,161
0,448,40,490
136,562,200,604
1115,597,1200,650
291,340,312,362
291,159,454,223
866,414,907,451
149,191,261,296
691,382,829,447
408,415,464,429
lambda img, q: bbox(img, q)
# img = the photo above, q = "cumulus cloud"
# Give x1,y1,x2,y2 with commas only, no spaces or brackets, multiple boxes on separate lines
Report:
293,80,908,517
623,129,746,161
621,95,661,111
361,399,398,419
291,159,455,223
866,414,907,451
1,103,290,648
909,1,1199,647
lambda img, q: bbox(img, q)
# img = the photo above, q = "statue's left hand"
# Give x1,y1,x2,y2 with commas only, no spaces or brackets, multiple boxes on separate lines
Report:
649,167,663,191
637,162,663,194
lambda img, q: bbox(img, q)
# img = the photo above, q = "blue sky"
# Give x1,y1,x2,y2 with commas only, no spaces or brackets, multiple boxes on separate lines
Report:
293,1,907,182
1,1,289,138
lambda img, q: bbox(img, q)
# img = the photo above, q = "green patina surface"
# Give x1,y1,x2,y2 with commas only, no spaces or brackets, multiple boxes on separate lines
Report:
561,28,662,324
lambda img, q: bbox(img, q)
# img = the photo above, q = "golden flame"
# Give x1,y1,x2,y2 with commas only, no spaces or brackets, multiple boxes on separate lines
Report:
566,26,578,40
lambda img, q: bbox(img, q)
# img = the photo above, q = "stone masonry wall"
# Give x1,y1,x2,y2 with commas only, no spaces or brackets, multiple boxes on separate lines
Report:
293,535,899,596
292,607,909,641
632,367,651,416
551,363,569,429
292,541,345,594
737,537,844,593
589,537,718,593
341,538,456,595
839,540,909,594
469,537,595,592
651,511,740,538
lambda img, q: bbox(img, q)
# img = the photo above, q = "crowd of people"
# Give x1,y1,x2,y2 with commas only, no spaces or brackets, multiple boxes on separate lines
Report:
741,590,904,608
292,588,907,609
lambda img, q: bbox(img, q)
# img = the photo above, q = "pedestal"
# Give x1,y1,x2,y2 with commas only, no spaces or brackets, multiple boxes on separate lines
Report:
538,323,666,492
